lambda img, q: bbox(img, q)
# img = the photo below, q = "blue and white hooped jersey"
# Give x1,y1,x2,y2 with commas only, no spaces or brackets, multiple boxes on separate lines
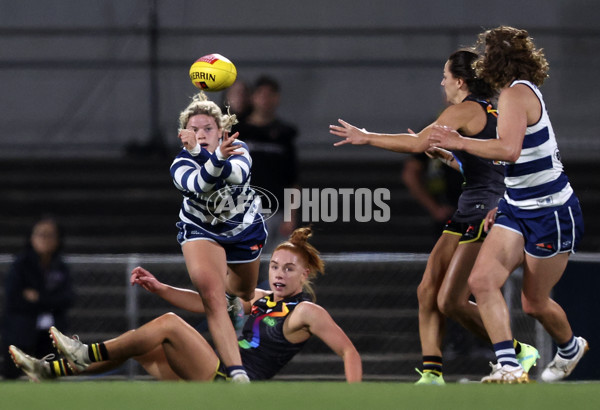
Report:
503,80,573,214
170,139,261,238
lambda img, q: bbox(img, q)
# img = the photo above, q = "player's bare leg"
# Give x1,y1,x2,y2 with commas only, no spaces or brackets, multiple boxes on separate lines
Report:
227,259,260,302
55,341,184,380
182,241,244,376
469,227,527,382
418,233,459,355
103,313,218,380
133,346,181,380
51,313,219,380
437,241,488,340
468,227,523,344
415,232,459,384
521,253,571,342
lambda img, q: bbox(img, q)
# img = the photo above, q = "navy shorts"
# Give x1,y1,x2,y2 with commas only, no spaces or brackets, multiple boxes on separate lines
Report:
494,196,584,258
176,219,267,264
443,218,488,244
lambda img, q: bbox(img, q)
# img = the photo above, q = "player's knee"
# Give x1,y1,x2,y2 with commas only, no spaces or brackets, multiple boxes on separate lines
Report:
520,294,546,319
467,271,488,298
437,294,458,318
203,289,226,305
189,271,225,297
521,300,543,319
417,281,437,308
156,312,185,328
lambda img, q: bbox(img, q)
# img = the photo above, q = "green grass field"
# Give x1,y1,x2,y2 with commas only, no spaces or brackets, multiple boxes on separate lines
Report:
1,381,599,410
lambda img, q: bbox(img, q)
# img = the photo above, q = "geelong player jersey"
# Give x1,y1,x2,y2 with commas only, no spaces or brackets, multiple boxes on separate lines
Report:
452,95,505,220
170,140,261,237
239,292,310,380
503,80,574,216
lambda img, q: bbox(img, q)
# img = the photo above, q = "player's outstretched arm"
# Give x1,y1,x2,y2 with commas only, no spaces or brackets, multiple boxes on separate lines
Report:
130,266,268,315
330,119,426,153
130,266,206,313
288,302,362,383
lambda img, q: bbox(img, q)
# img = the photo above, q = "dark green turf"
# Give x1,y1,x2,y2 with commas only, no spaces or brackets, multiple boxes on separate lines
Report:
1,380,599,410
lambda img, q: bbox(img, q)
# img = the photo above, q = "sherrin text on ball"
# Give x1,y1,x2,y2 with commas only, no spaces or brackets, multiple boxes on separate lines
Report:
189,54,237,92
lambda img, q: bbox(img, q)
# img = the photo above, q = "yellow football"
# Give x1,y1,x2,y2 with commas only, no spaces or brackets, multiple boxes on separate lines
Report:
189,54,237,92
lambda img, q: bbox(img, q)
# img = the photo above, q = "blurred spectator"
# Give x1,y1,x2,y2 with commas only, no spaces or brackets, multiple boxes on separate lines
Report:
236,75,299,255
401,152,463,235
221,79,253,123
1,216,75,379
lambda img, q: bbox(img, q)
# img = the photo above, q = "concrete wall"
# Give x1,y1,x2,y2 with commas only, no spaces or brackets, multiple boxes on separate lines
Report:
1,0,600,160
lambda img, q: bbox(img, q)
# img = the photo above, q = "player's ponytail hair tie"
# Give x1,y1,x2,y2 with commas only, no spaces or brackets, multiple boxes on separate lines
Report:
274,227,325,302
221,105,238,133
448,49,495,100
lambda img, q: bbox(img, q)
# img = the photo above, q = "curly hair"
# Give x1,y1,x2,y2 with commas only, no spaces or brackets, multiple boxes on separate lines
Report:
447,49,496,100
178,91,238,132
473,26,549,90
273,227,324,302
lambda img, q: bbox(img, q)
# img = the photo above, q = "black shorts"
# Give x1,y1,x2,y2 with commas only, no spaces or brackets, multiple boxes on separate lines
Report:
442,218,487,244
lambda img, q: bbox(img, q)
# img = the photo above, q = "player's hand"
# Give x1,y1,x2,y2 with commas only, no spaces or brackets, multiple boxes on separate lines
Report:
484,207,498,232
425,146,451,160
219,131,243,158
178,128,197,151
330,119,369,146
428,125,464,151
130,266,166,294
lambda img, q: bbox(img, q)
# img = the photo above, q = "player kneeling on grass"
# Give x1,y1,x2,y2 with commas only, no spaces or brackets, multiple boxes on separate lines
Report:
9,227,362,383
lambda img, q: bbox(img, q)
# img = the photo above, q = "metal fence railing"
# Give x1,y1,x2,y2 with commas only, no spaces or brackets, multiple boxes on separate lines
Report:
3,252,595,381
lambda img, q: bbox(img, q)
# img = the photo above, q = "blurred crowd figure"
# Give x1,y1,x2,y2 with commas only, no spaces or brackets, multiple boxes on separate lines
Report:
223,75,299,258
222,80,253,123
402,152,463,239
1,216,75,379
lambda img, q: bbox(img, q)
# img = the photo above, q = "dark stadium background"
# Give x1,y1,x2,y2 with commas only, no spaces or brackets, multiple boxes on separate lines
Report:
1,0,598,381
